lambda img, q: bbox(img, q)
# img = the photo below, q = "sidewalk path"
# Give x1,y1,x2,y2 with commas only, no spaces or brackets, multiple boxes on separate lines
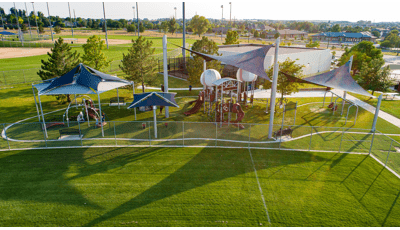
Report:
332,89,400,129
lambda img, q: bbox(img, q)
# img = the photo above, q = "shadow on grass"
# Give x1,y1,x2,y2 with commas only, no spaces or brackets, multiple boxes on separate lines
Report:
83,148,326,227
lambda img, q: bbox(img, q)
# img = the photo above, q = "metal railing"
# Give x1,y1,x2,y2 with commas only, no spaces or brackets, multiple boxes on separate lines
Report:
1,120,399,178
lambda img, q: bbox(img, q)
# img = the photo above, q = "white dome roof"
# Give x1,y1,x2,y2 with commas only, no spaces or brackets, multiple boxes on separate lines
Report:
236,69,257,82
201,69,221,87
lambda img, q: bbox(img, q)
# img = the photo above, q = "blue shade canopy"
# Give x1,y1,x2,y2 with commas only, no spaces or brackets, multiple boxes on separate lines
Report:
0,31,17,35
172,43,273,81
34,63,131,95
128,92,179,108
303,60,371,97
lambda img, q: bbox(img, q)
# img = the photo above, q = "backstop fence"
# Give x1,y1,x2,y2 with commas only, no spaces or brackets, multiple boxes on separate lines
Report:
1,120,399,178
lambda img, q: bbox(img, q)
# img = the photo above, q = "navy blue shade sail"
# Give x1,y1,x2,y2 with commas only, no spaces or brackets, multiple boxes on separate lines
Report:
128,92,179,108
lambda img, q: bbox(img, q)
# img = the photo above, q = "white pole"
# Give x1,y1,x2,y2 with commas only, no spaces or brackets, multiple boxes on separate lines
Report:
46,2,53,42
32,3,39,37
14,2,24,46
31,84,41,122
182,2,186,59
203,60,206,113
68,2,73,37
341,56,353,115
25,2,33,40
37,94,48,138
268,37,280,139
163,35,169,118
102,2,109,49
153,105,157,138
371,95,382,132
83,99,90,127
97,92,104,137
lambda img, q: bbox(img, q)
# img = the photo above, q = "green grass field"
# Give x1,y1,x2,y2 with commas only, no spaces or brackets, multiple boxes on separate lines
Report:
0,147,399,227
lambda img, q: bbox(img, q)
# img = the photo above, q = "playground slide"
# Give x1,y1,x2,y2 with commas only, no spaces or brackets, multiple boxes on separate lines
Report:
87,107,107,127
184,95,204,116
230,104,245,129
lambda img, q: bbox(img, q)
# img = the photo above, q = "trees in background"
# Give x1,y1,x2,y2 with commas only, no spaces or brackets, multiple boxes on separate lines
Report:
190,15,210,37
119,36,157,93
82,35,111,71
357,58,392,95
168,18,178,35
224,30,239,45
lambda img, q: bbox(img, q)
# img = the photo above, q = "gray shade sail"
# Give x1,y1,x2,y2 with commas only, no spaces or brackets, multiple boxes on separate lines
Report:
128,92,179,108
33,63,131,95
303,60,371,97
171,43,273,81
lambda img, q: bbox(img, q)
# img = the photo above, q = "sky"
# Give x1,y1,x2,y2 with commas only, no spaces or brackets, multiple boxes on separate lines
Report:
1,0,399,23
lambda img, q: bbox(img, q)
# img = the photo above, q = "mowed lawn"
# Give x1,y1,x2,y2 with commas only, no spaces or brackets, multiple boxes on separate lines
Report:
0,147,399,227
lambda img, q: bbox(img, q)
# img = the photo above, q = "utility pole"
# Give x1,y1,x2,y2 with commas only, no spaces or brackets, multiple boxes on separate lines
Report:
221,5,223,41
182,2,185,60
73,9,76,28
229,2,231,25
31,2,39,36
68,2,73,37
268,37,280,139
136,2,139,37
46,2,53,42
24,2,33,40
14,2,24,46
102,2,109,49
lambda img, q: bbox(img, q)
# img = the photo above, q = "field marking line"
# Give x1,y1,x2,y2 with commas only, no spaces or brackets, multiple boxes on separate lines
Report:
248,148,271,225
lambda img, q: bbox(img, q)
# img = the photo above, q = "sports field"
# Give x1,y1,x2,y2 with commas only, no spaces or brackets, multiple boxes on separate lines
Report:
0,147,399,227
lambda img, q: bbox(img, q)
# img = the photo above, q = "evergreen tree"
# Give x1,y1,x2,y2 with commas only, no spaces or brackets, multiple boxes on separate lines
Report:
224,30,239,45
82,35,112,71
37,37,80,102
119,36,157,93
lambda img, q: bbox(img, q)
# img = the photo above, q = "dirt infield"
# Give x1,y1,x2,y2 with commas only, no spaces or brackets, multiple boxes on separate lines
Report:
0,48,50,59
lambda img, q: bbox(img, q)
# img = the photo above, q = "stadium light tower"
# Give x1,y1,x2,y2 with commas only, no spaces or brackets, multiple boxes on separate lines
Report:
13,2,24,46
102,2,109,49
24,2,33,40
221,5,223,41
31,2,39,36
229,2,231,25
132,6,136,36
46,2,54,42
174,7,177,19
68,2,73,37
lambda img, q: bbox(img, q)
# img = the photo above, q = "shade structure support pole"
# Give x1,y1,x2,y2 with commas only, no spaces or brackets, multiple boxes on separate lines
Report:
102,2,109,49
268,37,280,139
220,85,223,127
341,91,347,116
215,86,218,123
83,99,90,127
322,91,327,107
163,35,169,118
32,84,41,122
38,94,48,138
153,106,157,138
97,92,104,137
371,95,382,132
182,2,186,59
203,60,206,114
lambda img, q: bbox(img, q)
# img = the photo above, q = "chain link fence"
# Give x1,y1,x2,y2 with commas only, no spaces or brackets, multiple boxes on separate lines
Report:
1,119,399,178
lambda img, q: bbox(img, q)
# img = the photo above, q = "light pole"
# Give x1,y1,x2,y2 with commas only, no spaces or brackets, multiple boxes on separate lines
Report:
229,2,231,25
132,6,136,36
13,2,24,46
46,2,54,42
174,7,177,19
68,2,73,37
102,2,109,49
24,2,33,40
221,5,223,41
136,2,139,37
182,2,185,60
31,2,39,37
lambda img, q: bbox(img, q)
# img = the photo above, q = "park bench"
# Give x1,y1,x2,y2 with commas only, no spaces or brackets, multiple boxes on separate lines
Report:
109,97,125,106
274,127,293,139
59,128,81,139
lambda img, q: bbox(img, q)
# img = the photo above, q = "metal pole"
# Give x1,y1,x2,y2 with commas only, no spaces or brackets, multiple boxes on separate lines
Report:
132,6,136,36
341,91,347,116
322,91,327,107
84,99,90,127
37,94,48,138
386,139,393,166
46,2,53,42
248,124,251,148
182,121,184,146
136,2,139,37
132,81,136,120
31,84,41,122
97,92,104,137
25,2,33,40
68,2,74,37
14,2,24,47
339,127,345,153
78,120,83,146
293,102,297,126
279,105,285,149
148,121,151,146
117,88,120,109
102,2,109,49
354,106,358,125
369,131,376,155
308,126,313,151
3,123,10,150
371,95,382,132
229,2,231,24
268,38,280,139
153,106,157,138
221,5,223,41
114,121,117,146
182,2,185,59
220,85,223,126
73,9,76,30
163,35,169,118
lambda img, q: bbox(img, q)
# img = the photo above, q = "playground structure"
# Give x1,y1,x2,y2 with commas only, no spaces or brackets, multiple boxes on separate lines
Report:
63,95,107,128
322,89,359,125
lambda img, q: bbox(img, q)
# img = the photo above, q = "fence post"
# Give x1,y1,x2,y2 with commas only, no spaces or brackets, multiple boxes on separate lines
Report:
182,121,184,146
148,121,151,147
114,121,117,146
308,126,313,151
78,121,83,146
41,122,48,148
339,127,345,153
22,70,26,83
3,71,6,85
3,123,10,150
386,139,393,166
215,122,218,147
248,124,251,149
369,131,376,155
